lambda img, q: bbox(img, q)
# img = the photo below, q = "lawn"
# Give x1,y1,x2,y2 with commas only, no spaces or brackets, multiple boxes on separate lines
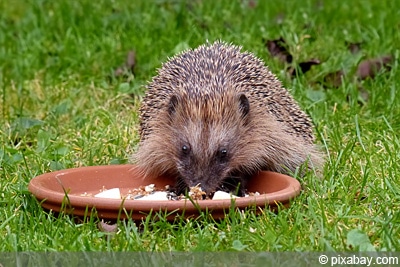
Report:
0,0,399,252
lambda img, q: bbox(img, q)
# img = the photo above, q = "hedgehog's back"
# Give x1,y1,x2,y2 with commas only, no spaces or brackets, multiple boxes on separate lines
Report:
149,42,270,96
140,41,315,143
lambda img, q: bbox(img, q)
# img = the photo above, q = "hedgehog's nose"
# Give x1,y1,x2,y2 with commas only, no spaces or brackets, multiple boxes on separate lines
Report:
206,191,214,199
188,183,214,198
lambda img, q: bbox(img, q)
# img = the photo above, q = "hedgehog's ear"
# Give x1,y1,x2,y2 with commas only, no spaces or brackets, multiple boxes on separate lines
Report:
168,95,179,116
238,93,250,118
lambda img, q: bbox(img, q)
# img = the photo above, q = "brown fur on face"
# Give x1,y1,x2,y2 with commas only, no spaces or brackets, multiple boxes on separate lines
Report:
136,88,253,194
134,41,323,195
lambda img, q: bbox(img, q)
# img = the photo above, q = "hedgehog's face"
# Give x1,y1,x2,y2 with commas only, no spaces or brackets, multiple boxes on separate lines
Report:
167,91,251,196
175,139,233,196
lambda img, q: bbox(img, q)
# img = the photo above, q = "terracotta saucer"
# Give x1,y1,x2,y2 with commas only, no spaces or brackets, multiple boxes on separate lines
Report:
28,164,301,220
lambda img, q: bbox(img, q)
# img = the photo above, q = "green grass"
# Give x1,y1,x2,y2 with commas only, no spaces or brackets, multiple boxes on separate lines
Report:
1,0,399,252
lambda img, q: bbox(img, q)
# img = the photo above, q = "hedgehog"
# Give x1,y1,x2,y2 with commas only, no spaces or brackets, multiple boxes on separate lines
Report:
134,41,323,196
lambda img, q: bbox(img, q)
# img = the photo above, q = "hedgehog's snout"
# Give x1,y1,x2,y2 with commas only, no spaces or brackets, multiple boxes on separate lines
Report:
185,170,233,196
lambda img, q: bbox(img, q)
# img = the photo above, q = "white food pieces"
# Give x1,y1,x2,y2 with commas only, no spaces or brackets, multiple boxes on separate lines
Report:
144,184,155,193
92,185,258,201
212,191,238,200
94,188,121,199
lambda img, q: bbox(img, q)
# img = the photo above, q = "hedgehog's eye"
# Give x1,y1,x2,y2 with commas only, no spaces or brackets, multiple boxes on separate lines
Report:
219,148,228,159
181,144,191,155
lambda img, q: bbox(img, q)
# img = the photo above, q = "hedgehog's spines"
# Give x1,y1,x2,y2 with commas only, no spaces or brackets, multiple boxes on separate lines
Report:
135,41,323,194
